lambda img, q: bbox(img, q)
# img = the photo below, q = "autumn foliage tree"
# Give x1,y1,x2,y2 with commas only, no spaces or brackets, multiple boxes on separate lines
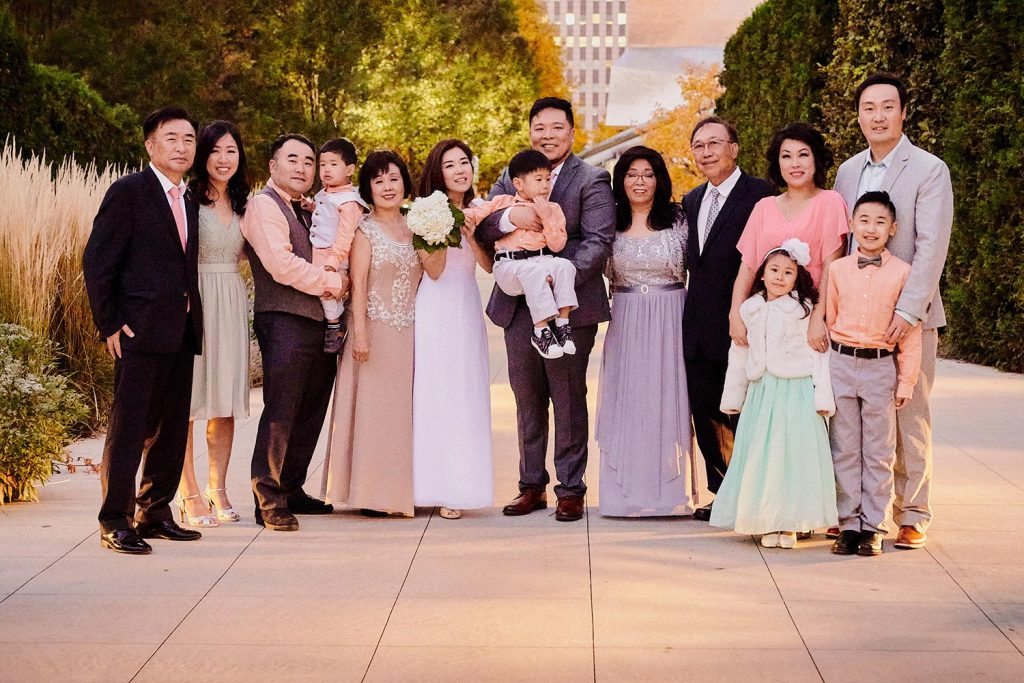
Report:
641,62,724,199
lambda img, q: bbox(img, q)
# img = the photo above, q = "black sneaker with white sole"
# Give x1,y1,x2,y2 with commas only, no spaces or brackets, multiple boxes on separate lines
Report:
531,327,564,359
552,322,576,354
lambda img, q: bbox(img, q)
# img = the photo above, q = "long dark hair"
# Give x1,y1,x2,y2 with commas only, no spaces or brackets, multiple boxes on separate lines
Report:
612,146,679,231
418,139,475,205
750,250,819,318
189,120,250,215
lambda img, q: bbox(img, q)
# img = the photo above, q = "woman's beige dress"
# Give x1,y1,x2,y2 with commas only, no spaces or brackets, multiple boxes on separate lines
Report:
322,215,422,515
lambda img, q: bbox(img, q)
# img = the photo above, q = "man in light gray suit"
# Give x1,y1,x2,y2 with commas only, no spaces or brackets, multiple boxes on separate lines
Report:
476,97,616,522
834,73,954,550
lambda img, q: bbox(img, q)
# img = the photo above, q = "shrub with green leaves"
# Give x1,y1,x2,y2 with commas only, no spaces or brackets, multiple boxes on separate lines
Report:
0,323,89,503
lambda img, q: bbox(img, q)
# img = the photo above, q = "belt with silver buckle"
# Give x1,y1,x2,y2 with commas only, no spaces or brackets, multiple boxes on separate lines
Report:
611,282,685,295
494,247,551,262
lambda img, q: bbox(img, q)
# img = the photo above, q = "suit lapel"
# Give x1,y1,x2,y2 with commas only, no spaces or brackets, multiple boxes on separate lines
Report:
881,139,912,193
144,167,186,257
686,183,706,266
702,172,746,252
549,154,580,205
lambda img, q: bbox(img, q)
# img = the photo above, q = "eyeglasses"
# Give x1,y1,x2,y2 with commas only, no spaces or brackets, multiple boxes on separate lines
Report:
690,139,732,154
624,172,656,182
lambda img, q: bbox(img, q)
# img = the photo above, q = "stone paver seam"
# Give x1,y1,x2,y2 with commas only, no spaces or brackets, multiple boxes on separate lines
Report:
937,433,1024,495
0,527,97,605
585,500,597,683
127,526,265,682
360,506,435,683
753,539,826,683
924,547,1024,657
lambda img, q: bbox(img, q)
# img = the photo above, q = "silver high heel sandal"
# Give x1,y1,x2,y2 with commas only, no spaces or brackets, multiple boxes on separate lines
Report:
204,488,240,522
177,494,219,528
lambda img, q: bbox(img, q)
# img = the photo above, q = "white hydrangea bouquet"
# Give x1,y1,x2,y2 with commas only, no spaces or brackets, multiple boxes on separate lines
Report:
406,190,465,253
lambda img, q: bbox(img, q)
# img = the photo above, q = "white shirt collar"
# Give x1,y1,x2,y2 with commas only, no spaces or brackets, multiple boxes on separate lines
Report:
863,134,907,169
709,166,742,198
149,163,188,195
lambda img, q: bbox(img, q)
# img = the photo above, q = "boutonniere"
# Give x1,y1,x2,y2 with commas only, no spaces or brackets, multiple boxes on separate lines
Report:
183,188,194,204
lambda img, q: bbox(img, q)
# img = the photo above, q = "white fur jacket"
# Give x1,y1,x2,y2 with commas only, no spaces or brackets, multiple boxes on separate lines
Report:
720,293,835,416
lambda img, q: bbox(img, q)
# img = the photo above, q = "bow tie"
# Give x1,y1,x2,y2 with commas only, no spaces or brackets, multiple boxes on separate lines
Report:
858,255,882,269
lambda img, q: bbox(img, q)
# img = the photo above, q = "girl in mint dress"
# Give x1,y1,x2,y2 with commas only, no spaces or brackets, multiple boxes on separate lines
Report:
710,240,837,549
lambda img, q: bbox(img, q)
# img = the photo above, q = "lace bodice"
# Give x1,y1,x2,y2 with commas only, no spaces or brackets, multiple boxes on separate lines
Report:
606,215,689,287
362,215,422,330
197,205,245,264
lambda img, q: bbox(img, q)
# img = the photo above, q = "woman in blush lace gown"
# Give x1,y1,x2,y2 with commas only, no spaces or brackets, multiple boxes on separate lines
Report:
411,139,496,520
596,146,696,517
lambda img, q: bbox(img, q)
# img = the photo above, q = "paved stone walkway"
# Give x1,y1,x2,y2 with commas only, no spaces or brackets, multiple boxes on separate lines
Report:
2,279,1023,681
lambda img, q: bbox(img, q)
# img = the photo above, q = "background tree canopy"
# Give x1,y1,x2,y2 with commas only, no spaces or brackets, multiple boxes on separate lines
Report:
715,0,1024,372
3,0,565,182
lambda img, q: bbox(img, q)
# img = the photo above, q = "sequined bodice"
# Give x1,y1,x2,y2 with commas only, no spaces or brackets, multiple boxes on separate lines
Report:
363,215,422,330
197,205,245,264
606,216,689,287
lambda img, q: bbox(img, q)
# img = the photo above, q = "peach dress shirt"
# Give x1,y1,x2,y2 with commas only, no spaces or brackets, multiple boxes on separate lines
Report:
465,194,567,253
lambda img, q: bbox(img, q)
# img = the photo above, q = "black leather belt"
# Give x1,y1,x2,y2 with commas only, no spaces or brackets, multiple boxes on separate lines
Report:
830,340,893,359
494,247,551,262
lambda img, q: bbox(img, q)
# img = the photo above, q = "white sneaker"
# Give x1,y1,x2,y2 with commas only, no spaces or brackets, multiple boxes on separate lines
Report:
531,327,563,359
778,532,797,549
553,322,576,354
760,532,779,548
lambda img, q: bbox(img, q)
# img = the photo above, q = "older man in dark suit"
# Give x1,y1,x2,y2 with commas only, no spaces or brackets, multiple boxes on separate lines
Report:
682,116,775,521
476,97,616,521
84,107,204,554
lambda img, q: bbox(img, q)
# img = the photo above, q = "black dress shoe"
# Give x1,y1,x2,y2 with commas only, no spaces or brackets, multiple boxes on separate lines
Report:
359,508,389,517
288,492,334,515
136,520,202,541
692,502,713,522
262,508,299,531
857,531,884,556
100,528,153,555
255,507,264,526
831,530,860,555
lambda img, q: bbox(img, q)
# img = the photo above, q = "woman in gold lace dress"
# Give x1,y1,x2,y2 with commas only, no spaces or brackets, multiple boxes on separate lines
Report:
322,151,423,516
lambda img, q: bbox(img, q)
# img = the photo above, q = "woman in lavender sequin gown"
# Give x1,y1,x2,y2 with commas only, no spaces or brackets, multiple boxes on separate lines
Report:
596,146,696,517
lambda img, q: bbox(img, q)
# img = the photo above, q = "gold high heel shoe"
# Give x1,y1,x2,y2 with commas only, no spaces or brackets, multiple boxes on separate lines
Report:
204,488,240,522
176,494,218,528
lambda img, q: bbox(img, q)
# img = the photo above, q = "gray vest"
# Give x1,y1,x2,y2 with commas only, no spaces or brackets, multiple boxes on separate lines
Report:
246,186,324,321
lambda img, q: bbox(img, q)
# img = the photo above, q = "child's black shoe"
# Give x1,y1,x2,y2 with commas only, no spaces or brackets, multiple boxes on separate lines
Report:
323,321,348,354
553,322,576,354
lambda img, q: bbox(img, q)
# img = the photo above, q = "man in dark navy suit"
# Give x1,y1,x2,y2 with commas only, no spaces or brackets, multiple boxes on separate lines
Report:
682,116,775,520
84,107,205,554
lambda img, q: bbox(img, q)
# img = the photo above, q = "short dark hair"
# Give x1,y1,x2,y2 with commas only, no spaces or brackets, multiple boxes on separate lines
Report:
612,145,679,232
750,251,819,318
142,106,196,140
418,139,476,205
855,72,908,110
853,190,897,221
765,121,833,189
320,138,357,166
358,150,412,205
690,115,738,144
529,97,574,128
189,120,250,216
269,133,316,160
508,149,551,179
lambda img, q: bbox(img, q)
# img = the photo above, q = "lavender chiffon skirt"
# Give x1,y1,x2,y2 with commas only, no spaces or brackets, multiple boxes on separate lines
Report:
596,287,696,517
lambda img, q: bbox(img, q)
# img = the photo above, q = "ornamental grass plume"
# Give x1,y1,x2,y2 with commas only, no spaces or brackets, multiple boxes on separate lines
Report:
0,138,126,428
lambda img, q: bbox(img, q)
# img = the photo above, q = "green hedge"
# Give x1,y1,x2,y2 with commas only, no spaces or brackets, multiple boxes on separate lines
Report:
939,0,1024,371
716,0,1024,372
717,0,838,178
0,8,142,170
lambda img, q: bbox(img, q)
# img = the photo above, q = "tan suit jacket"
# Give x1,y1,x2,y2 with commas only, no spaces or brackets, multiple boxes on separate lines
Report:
834,136,954,330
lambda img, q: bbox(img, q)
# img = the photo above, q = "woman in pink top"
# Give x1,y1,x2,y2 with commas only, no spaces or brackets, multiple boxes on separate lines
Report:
731,122,848,353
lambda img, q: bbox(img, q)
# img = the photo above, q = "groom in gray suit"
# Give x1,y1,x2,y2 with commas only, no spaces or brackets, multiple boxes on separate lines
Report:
834,73,954,550
476,97,616,521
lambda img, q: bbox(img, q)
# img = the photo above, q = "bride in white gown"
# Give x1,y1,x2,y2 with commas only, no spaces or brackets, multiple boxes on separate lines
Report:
412,140,495,518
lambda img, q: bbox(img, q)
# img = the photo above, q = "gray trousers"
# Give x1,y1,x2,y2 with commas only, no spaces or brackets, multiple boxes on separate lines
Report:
894,328,937,532
829,350,897,534
493,255,578,325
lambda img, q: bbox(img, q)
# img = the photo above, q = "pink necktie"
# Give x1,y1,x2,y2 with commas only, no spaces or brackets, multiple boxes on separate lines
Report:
168,187,187,251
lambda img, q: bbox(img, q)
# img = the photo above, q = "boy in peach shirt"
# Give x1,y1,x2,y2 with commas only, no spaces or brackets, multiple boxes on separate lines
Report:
310,138,368,353
470,149,577,359
826,190,922,557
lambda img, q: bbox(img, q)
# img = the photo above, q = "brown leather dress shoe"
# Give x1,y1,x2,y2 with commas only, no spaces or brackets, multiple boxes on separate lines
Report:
555,495,585,522
502,490,547,516
894,525,926,549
